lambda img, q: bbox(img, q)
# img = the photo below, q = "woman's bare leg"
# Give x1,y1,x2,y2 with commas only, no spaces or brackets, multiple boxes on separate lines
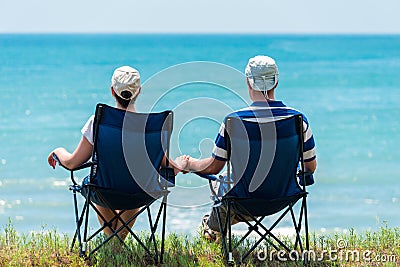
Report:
96,205,118,236
116,208,140,240
95,205,140,240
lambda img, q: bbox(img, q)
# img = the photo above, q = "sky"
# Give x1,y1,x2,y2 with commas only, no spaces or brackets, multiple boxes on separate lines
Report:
0,0,399,34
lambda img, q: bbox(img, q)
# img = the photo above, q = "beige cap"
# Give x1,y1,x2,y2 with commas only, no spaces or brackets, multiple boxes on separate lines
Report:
111,66,141,100
245,55,279,91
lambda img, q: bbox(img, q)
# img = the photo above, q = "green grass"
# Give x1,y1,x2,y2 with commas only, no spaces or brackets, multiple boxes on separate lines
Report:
0,221,399,266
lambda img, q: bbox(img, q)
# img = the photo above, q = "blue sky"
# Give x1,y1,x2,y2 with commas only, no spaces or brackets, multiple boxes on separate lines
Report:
0,0,399,34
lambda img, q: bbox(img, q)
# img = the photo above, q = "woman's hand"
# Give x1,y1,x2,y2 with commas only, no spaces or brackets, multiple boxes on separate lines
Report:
173,155,190,174
47,147,65,169
47,151,58,169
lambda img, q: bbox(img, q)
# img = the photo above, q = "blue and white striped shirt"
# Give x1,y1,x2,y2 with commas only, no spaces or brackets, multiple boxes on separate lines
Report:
212,101,316,162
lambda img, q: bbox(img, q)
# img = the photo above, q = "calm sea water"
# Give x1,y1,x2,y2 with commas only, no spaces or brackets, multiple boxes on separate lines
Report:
0,34,399,235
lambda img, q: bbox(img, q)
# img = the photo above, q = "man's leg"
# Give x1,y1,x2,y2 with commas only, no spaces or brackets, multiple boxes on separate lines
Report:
202,172,235,241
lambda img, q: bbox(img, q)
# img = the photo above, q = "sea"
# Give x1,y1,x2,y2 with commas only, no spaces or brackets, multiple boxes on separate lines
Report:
0,34,399,236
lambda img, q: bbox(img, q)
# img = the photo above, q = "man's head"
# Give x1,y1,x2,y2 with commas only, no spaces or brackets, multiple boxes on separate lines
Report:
245,55,279,93
111,66,141,107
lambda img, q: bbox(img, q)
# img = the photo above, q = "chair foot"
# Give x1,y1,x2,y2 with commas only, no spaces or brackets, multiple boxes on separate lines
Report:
226,252,235,266
79,249,86,258
83,255,97,266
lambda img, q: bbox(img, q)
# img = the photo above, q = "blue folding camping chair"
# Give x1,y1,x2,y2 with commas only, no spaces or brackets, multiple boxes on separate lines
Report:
197,114,312,265
54,103,174,263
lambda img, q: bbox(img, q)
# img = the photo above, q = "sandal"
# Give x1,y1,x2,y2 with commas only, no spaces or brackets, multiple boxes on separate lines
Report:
201,214,217,241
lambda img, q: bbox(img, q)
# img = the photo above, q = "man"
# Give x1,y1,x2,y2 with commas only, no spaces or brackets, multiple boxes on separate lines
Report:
186,55,317,241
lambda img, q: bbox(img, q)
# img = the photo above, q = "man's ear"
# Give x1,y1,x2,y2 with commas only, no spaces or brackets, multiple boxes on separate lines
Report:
111,87,115,96
246,78,252,89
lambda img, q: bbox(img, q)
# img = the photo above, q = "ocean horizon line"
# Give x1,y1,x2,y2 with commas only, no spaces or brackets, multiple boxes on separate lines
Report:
1,32,400,36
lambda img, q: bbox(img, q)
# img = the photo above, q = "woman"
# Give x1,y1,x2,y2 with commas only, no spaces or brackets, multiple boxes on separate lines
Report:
48,66,187,239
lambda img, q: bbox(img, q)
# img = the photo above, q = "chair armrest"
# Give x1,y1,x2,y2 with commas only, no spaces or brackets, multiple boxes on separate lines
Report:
193,172,219,181
193,172,228,203
298,171,315,186
194,172,236,185
52,154,94,185
69,161,94,172
52,153,93,171
159,167,175,187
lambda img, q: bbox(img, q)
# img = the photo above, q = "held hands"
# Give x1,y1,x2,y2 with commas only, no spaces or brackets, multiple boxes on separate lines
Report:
173,155,193,174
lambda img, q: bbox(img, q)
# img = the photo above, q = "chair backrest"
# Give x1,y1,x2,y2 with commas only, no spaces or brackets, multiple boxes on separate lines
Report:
90,103,173,197
225,114,303,200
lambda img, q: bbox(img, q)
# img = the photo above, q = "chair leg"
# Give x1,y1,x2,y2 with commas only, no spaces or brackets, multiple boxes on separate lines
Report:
234,203,293,262
215,205,229,263
289,205,304,252
303,196,310,265
227,201,234,265
81,188,94,256
160,198,167,264
215,197,310,265
240,219,283,262
292,197,310,264
294,201,304,250
215,201,235,265
303,196,310,251
147,207,158,263
118,208,153,255
88,203,124,242
71,191,85,255
87,205,148,256
73,191,170,261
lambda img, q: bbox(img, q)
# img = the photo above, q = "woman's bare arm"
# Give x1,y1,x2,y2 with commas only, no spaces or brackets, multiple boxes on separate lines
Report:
48,137,93,170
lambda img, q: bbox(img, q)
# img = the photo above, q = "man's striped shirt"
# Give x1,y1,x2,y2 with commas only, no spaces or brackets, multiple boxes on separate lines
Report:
212,101,316,162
